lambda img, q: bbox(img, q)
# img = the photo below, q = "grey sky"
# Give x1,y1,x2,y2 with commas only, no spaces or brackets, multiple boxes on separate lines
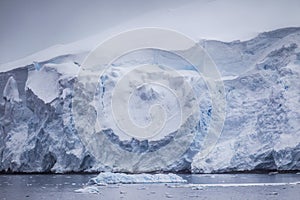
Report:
0,0,191,64
1,0,300,65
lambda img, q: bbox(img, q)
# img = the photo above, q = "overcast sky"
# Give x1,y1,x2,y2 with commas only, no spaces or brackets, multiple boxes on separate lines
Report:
1,0,300,65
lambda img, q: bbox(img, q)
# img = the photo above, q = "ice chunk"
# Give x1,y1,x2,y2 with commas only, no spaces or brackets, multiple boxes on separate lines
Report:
74,186,100,194
88,172,186,185
3,76,21,102
33,61,41,71
26,66,60,103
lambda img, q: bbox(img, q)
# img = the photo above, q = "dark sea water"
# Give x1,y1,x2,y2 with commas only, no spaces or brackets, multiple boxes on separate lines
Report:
1,173,300,200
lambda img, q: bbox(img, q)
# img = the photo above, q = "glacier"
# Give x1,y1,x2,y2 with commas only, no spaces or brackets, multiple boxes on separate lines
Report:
0,27,300,173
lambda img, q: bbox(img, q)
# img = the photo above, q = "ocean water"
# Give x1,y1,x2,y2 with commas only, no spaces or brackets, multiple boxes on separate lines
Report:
0,173,300,200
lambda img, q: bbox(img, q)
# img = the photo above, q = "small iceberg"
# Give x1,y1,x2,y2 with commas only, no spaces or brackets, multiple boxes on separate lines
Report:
88,172,186,185
74,186,100,194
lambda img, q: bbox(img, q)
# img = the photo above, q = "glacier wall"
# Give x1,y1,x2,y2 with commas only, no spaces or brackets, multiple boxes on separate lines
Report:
0,27,300,173
192,28,300,173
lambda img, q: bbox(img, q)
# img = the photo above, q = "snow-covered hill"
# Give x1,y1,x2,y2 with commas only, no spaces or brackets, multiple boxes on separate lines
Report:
0,27,300,173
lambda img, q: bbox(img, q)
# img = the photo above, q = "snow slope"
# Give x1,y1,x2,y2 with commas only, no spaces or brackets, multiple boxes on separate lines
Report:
0,27,300,173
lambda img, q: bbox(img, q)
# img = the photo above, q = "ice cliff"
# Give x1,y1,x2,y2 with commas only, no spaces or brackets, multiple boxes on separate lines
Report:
0,27,300,173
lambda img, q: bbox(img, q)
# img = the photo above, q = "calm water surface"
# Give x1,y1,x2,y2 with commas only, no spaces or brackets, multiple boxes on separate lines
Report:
1,173,300,200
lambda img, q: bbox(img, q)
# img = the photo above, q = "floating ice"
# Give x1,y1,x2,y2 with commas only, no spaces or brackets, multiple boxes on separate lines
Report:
88,172,187,185
169,182,300,188
74,186,100,194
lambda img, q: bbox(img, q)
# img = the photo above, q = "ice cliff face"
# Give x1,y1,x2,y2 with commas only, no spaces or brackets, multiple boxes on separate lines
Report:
193,28,300,173
0,27,300,173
